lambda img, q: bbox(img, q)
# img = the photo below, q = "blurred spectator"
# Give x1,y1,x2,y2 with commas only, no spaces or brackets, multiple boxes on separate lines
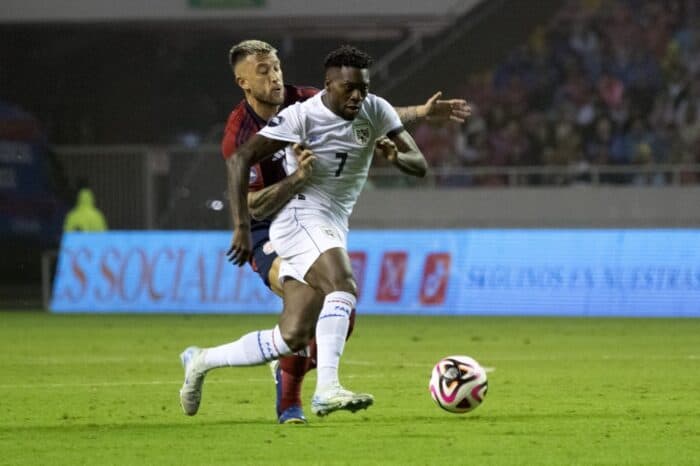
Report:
631,142,666,185
585,117,613,163
676,101,700,183
545,121,582,184
63,188,108,232
598,73,625,110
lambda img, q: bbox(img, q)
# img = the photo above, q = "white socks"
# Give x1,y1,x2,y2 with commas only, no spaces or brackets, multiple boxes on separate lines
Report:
315,291,356,390
202,325,292,369
198,290,356,386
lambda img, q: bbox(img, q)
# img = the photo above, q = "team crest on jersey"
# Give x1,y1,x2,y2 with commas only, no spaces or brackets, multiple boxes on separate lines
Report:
353,123,370,145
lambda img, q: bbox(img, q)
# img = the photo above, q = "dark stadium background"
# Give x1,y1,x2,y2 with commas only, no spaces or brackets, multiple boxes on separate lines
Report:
1,0,698,308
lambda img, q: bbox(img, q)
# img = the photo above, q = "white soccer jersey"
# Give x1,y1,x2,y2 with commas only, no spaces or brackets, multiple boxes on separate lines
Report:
257,90,403,218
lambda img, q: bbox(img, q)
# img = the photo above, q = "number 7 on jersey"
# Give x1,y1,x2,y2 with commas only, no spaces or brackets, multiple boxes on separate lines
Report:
335,152,348,177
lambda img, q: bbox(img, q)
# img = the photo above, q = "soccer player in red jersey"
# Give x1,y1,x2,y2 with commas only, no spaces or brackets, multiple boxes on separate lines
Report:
213,40,470,423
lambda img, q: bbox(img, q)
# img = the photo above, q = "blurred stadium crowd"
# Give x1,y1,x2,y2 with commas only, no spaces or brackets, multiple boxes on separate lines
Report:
4,0,700,190
411,0,700,186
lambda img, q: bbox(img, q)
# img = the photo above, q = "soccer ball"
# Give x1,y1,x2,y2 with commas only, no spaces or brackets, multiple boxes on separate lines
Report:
429,355,488,413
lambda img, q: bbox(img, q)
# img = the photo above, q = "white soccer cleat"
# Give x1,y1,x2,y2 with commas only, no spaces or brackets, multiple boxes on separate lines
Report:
179,346,208,416
311,384,374,417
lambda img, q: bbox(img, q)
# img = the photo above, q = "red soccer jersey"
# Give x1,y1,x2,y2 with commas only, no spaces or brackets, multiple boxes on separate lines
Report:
221,84,318,196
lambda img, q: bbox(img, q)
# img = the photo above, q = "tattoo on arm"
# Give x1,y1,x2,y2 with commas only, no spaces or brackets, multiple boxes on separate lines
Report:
247,174,305,220
226,135,288,228
395,106,419,125
227,152,252,230
226,161,239,225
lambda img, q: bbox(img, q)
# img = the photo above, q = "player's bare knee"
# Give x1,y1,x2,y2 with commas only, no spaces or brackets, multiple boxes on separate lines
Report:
328,274,357,296
279,324,311,352
313,272,357,296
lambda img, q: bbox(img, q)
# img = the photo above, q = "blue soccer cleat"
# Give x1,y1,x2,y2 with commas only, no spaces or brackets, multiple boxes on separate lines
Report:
270,360,307,424
278,406,307,424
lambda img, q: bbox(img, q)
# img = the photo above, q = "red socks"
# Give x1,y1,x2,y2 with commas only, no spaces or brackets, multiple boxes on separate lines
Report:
276,308,356,413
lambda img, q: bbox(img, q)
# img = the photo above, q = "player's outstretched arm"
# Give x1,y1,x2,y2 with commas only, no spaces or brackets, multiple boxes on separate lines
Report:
394,91,471,125
247,144,315,220
226,134,288,266
377,130,427,178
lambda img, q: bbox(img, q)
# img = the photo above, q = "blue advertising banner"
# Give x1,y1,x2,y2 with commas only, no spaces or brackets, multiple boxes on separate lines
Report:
50,230,700,316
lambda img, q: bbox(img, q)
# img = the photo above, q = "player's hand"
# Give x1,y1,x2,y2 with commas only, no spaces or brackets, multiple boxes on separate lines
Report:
375,137,398,164
292,143,315,184
226,227,252,266
420,91,471,123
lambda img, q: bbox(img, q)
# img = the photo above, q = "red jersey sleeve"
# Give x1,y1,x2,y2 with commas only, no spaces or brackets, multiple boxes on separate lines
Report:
221,104,248,160
220,103,265,191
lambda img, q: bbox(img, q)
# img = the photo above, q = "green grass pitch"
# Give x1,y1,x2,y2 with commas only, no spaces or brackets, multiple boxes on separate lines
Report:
1,312,699,465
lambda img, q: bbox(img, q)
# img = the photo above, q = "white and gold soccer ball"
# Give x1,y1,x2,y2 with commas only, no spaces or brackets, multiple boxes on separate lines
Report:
429,355,488,413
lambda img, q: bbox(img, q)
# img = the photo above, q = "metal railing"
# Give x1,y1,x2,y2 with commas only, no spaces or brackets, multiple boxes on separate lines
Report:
52,144,700,230
368,164,700,188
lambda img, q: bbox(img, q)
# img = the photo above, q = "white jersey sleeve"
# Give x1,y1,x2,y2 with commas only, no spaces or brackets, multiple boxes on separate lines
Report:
257,102,305,144
367,95,404,137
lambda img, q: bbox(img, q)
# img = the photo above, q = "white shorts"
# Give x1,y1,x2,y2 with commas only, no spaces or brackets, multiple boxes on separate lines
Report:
269,207,348,286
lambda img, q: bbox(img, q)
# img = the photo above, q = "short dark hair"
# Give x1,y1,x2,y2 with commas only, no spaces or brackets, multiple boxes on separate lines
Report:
324,45,373,70
228,40,277,71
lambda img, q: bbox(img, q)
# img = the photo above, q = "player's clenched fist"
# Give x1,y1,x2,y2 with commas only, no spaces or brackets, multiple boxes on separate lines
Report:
292,143,315,182
374,137,398,163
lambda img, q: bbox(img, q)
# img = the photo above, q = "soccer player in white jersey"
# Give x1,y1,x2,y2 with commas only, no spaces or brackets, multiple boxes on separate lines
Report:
179,45,427,418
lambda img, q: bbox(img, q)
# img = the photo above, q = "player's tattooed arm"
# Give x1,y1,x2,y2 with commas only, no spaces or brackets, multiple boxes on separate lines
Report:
394,106,420,125
377,131,427,178
226,134,288,266
395,91,471,125
247,144,315,220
